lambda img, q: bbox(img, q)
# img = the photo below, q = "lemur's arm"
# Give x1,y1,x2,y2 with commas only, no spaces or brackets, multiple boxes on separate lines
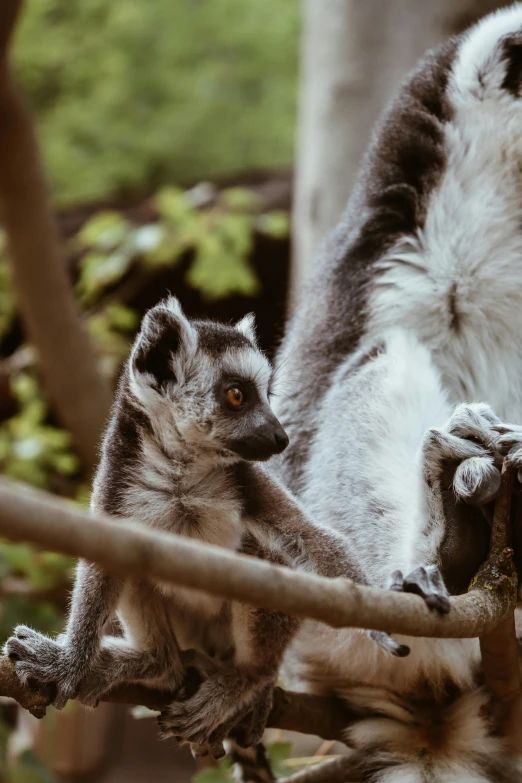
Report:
233,461,361,580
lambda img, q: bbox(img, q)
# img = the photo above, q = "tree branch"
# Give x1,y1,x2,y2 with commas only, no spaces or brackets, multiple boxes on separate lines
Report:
0,7,111,471
0,471,517,750
476,462,522,751
0,479,516,640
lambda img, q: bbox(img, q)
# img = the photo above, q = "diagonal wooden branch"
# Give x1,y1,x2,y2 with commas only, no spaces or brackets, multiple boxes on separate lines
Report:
0,479,516,641
0,3,111,471
0,471,518,748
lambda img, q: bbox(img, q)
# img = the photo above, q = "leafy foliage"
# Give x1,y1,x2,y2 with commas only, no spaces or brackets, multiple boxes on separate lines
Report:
13,0,299,206
1,746,59,783
75,185,288,305
192,741,293,783
0,373,79,489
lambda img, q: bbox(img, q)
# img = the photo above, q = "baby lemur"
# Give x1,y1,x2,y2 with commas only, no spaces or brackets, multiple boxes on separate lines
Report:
4,296,358,751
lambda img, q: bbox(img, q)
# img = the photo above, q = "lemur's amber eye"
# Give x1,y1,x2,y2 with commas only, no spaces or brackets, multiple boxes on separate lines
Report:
226,387,243,408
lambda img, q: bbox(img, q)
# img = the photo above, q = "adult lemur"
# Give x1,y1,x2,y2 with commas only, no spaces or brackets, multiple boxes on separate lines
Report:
4,297,357,755
268,4,522,782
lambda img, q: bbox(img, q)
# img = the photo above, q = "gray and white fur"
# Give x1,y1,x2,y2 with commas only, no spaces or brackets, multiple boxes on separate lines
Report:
270,4,522,782
4,297,354,755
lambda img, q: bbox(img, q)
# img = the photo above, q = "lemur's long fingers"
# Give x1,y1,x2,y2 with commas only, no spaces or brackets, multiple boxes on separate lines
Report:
395,566,451,614
453,456,501,506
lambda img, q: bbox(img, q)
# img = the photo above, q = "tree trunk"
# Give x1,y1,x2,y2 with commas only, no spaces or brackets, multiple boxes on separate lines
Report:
0,5,112,471
291,0,505,298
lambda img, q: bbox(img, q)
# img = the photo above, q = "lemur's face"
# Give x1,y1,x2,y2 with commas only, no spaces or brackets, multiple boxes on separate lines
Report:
129,297,288,462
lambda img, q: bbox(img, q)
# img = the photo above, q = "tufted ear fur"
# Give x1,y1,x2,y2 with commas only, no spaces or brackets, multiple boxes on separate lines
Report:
235,313,257,345
131,297,197,390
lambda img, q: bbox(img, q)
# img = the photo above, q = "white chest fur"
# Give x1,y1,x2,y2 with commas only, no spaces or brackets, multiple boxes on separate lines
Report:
368,86,522,424
120,444,243,616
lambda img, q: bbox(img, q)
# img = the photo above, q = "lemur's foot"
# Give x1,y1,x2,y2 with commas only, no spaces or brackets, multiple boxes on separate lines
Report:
4,626,83,710
370,565,450,657
231,684,274,749
77,666,117,708
158,669,272,749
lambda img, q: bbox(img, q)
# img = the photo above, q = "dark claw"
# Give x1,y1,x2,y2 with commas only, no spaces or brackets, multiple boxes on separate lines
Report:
369,630,410,657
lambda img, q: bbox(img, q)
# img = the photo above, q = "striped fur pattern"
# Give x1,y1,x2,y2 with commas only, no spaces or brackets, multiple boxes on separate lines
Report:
272,4,522,781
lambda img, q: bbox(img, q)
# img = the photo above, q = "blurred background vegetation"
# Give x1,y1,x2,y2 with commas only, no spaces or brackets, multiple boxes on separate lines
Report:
0,1,299,780
13,0,299,207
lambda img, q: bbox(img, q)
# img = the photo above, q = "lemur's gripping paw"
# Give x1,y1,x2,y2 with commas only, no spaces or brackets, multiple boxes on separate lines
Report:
493,423,522,481
230,684,274,750
390,565,451,613
370,566,450,658
423,403,506,506
77,667,113,709
158,671,271,750
4,627,81,710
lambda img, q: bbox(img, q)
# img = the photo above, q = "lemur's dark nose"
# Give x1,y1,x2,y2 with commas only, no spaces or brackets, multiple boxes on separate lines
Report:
273,429,289,454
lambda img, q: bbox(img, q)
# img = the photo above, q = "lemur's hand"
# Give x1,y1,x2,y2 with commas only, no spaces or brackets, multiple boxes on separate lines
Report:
4,626,88,710
158,667,274,755
493,423,522,480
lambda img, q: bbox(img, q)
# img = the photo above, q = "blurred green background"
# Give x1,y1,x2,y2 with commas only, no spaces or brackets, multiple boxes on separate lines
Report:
13,0,299,207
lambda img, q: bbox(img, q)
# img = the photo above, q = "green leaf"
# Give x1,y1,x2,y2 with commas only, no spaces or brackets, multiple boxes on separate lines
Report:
10,373,40,406
77,211,128,250
192,757,233,783
187,233,259,300
104,303,139,331
217,213,253,258
49,451,80,475
156,187,194,225
77,248,134,303
267,741,293,778
143,231,187,268
219,187,261,212
256,210,290,239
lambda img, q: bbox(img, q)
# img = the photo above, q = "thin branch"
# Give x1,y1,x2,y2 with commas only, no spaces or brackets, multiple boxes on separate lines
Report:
0,656,54,720
477,462,522,751
0,479,517,640
0,14,111,471
0,659,352,741
278,754,363,783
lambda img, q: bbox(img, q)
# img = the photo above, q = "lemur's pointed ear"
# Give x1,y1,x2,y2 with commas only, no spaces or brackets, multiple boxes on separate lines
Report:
235,313,257,345
131,297,197,390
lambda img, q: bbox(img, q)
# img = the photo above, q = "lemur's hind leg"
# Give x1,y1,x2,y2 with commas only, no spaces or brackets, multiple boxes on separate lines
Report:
77,581,185,707
158,604,297,749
